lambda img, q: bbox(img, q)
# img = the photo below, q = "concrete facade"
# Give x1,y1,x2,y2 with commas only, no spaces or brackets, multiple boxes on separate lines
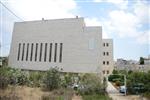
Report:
9,17,113,73
102,39,114,76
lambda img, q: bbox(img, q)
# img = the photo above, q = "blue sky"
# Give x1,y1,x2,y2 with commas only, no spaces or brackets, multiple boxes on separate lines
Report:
0,0,150,60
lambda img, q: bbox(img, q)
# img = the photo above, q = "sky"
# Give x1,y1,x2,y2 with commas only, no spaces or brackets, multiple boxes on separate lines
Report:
0,0,150,61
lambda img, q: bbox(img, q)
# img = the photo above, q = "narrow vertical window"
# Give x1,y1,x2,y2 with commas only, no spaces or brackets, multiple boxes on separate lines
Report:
103,61,105,65
107,52,109,56
35,43,38,61
49,43,52,62
106,43,109,47
26,43,29,61
21,43,25,61
107,61,109,65
103,43,105,47
59,43,63,63
39,43,43,61
54,43,57,62
17,43,21,61
44,43,47,62
103,52,105,56
30,43,34,61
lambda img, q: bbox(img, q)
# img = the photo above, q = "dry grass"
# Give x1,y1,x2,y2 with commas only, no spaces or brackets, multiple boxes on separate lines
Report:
0,85,74,100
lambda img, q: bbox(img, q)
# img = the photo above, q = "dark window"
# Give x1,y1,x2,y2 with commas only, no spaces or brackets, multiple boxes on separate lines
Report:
44,43,47,62
59,43,63,63
35,43,38,61
21,43,25,61
54,43,57,62
103,52,105,56
26,43,29,61
106,43,109,46
30,43,34,61
107,61,109,65
103,61,105,65
49,43,52,62
107,52,109,56
107,70,109,74
103,43,105,47
17,43,21,61
39,43,43,61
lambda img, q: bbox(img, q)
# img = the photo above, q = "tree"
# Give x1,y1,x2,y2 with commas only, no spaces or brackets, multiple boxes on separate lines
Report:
139,57,144,65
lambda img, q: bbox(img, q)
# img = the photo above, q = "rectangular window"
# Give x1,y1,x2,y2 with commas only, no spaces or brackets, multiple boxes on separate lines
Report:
107,70,109,74
35,43,38,61
103,52,105,56
103,43,105,47
103,61,105,65
59,43,63,63
54,43,57,62
30,43,34,61
21,43,25,61
107,52,109,56
44,43,47,62
39,43,43,61
17,43,21,61
103,70,105,74
49,43,52,62
106,43,109,47
107,61,109,65
26,43,29,61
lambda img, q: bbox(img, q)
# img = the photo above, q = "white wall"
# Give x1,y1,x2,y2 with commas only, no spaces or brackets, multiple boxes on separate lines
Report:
9,18,103,73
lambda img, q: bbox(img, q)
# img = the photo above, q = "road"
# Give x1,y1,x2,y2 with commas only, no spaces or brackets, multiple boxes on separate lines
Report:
106,82,147,100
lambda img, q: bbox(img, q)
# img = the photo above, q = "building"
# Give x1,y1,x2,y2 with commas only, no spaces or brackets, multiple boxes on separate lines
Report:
144,55,150,65
115,58,150,72
9,17,113,74
102,39,114,76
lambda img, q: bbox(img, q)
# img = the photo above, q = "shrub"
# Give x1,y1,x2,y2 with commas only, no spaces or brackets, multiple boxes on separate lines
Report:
78,74,104,95
43,67,61,91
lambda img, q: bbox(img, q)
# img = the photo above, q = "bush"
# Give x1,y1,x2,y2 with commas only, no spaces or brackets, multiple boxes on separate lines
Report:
43,67,61,91
78,74,104,95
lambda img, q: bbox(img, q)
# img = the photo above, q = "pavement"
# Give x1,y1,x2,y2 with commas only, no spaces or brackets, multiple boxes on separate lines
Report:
106,82,147,100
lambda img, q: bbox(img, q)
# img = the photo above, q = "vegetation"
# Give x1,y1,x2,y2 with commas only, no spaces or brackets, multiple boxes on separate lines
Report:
82,94,112,100
109,70,150,99
0,66,111,99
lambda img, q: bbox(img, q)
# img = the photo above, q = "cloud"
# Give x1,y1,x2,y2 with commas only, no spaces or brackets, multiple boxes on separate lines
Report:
136,30,150,45
85,18,108,38
93,0,128,9
4,0,77,21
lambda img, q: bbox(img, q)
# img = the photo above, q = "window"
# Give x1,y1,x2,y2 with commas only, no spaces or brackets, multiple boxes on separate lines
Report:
103,52,105,56
44,43,47,62
22,43,25,61
106,43,109,47
107,61,109,65
103,70,105,74
49,43,52,62
103,43,105,47
35,43,38,61
39,43,43,61
17,43,21,61
59,43,63,63
107,52,109,56
103,61,105,65
107,70,109,74
54,43,57,62
26,43,29,61
30,43,34,61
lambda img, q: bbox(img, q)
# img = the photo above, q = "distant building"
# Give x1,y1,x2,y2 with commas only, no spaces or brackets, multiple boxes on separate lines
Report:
9,17,113,74
144,55,150,65
115,58,150,72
